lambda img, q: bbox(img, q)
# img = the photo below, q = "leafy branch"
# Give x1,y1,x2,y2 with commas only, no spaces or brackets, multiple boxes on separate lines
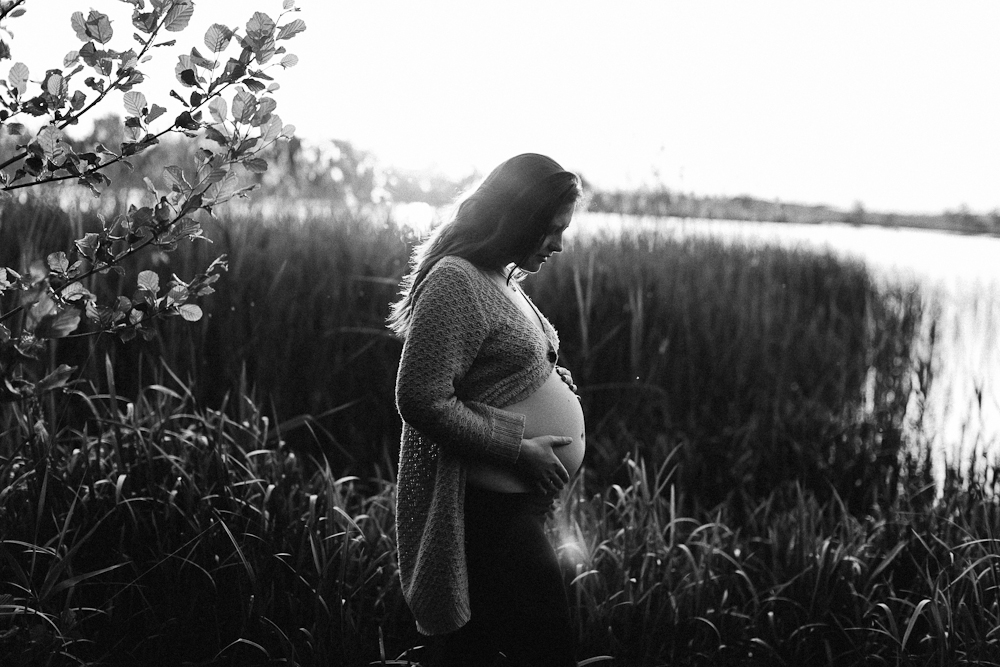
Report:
0,0,306,401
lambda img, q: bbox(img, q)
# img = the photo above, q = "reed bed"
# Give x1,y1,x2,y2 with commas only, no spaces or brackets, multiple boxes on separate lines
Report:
3,195,999,665
1,198,934,510
2,375,999,665
532,229,925,513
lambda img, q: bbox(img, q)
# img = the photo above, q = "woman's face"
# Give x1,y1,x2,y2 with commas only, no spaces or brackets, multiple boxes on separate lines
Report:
519,208,573,273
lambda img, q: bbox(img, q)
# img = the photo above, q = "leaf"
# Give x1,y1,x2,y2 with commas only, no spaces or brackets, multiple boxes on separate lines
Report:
8,62,27,95
211,169,241,200
260,115,282,143
61,283,95,303
246,12,275,38
137,270,159,293
123,91,146,117
63,51,80,67
35,126,66,162
250,96,276,127
163,165,190,191
146,104,167,123
35,309,81,339
235,137,258,155
279,54,298,68
178,304,203,322
47,252,70,274
132,11,157,34
166,285,188,305
35,365,75,393
70,91,86,110
189,47,213,69
180,69,199,87
44,72,63,96
204,24,233,53
243,78,266,93
231,87,255,124
255,37,276,64
244,158,267,173
84,11,114,45
175,53,198,83
283,0,296,8
174,111,200,131
70,12,89,42
208,96,227,124
164,2,195,32
121,49,139,69
276,19,306,41
74,233,100,260
204,125,228,145
203,167,227,185
178,194,205,219
221,57,246,83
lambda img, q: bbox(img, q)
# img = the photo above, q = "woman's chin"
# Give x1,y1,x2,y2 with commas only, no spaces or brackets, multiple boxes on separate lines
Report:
520,257,546,273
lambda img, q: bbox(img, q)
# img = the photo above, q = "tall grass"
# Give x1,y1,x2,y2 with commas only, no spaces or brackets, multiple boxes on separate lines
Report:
2,368,1000,665
5,194,998,665
0,198,933,512
0,365,411,665
533,230,925,512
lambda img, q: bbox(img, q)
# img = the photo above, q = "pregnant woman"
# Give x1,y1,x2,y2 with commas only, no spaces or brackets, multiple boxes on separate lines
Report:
388,153,584,666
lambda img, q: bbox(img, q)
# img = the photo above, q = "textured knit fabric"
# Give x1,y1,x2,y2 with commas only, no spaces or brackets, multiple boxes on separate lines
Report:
395,255,560,635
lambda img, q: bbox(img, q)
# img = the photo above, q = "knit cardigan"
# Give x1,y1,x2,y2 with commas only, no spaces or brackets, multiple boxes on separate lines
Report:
394,255,560,635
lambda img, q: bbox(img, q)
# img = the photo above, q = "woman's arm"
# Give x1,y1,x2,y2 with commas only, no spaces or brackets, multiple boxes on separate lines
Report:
396,262,524,464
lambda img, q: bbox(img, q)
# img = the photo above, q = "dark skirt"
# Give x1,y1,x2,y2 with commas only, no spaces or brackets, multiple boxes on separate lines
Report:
428,485,577,667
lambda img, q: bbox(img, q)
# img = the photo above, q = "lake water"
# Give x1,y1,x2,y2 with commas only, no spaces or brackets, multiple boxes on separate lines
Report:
574,213,1000,468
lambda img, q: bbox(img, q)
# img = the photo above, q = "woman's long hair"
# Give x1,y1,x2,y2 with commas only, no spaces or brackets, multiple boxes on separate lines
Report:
387,153,581,338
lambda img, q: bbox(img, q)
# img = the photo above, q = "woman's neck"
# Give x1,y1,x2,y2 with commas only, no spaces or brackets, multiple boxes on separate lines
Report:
489,266,517,291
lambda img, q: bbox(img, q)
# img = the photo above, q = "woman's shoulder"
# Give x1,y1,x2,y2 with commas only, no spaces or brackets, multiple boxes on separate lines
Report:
434,254,476,273
427,255,489,286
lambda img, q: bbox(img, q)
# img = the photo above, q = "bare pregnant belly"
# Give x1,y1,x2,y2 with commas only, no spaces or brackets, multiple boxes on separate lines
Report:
466,369,586,493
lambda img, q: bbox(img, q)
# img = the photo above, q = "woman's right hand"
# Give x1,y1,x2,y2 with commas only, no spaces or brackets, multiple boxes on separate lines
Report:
516,435,571,493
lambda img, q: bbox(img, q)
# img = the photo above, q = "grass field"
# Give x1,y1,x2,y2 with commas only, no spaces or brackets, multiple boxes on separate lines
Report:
2,196,999,665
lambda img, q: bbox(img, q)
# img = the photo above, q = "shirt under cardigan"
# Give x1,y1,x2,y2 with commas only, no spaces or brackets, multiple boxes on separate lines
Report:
394,255,560,635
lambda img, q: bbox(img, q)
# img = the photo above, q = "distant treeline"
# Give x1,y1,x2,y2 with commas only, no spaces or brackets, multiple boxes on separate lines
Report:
584,186,1000,236
17,118,1000,235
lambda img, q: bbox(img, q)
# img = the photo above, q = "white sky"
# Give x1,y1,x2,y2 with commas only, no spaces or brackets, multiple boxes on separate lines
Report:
7,1,1000,213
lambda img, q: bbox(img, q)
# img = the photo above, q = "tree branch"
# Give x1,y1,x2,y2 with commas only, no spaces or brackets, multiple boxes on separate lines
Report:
0,1,173,174
0,188,209,326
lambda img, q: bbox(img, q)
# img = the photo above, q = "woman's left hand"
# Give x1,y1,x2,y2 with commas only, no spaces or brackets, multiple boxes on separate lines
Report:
555,366,579,397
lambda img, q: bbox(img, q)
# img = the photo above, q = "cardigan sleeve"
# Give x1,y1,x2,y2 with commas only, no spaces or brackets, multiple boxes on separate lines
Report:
395,261,524,464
